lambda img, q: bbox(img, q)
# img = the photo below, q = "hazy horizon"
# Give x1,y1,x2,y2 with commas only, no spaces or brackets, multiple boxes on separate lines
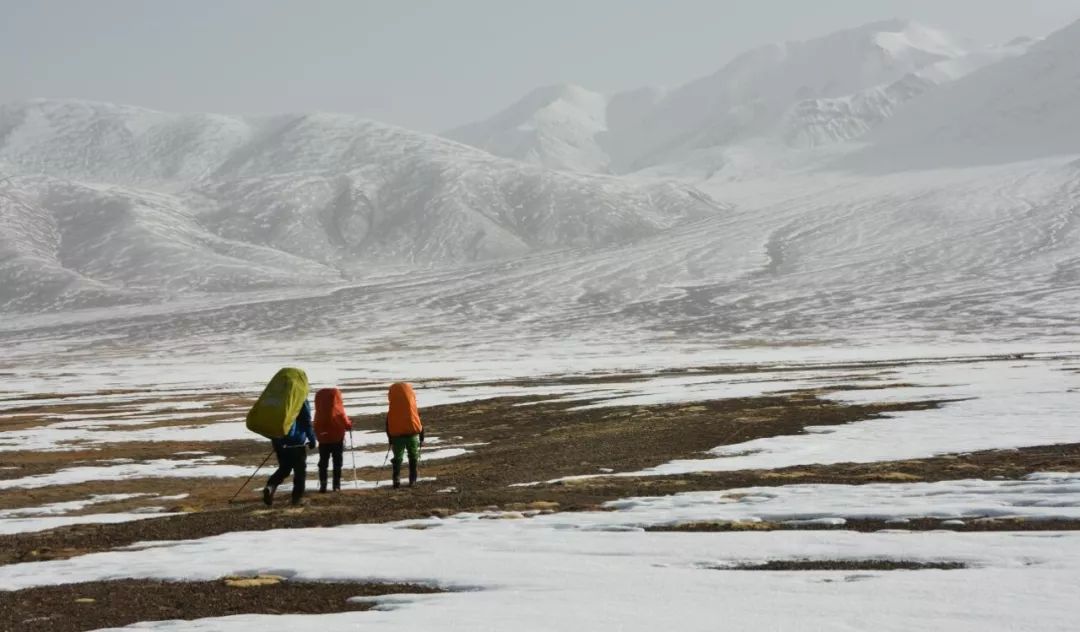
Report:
3,0,1079,131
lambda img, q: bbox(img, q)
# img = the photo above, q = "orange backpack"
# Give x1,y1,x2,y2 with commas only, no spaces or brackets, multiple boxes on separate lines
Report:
386,382,422,437
314,387,352,443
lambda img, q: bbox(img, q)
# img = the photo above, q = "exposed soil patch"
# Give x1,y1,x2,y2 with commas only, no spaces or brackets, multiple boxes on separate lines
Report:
717,560,967,571
411,392,946,489
654,352,1045,378
2,436,258,463
562,443,1080,499
0,438,258,469
0,392,944,564
0,441,265,507
648,516,1080,533
411,352,1046,389
1,578,441,632
3,380,1079,571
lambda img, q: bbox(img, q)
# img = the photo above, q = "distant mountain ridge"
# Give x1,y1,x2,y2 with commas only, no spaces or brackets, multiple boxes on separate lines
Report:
0,99,724,311
445,19,1036,173
856,17,1080,169
3,16,1078,322
445,84,610,173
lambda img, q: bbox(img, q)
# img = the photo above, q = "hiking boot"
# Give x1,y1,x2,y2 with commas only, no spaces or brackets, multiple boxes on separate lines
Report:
392,462,401,489
332,470,341,492
262,485,276,507
408,460,418,487
318,471,327,493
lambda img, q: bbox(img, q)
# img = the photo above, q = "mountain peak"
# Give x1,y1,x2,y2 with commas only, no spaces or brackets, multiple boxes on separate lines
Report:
449,83,604,132
444,84,610,172
870,21,967,59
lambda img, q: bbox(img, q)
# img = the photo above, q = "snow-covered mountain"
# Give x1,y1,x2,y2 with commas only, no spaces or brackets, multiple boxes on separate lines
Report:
7,156,1077,356
775,36,1034,150
856,19,1080,169
612,20,970,170
446,20,993,173
0,175,344,310
2,18,1078,352
444,84,611,173
776,73,935,149
0,99,723,311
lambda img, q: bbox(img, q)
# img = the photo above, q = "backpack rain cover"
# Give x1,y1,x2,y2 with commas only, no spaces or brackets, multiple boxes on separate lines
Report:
246,367,309,439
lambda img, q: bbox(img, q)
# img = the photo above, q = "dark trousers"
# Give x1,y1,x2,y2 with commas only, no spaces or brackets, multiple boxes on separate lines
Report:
267,441,307,502
318,441,344,490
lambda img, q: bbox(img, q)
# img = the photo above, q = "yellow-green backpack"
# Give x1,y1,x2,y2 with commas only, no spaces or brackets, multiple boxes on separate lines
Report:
245,367,309,439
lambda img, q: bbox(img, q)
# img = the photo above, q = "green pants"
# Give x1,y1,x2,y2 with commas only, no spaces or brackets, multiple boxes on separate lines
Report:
390,434,421,466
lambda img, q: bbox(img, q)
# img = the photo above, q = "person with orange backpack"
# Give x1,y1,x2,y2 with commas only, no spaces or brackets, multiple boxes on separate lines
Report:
386,382,424,488
314,387,353,493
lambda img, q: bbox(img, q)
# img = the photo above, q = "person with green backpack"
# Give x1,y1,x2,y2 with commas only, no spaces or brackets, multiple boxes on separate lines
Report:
262,398,315,506
245,367,316,507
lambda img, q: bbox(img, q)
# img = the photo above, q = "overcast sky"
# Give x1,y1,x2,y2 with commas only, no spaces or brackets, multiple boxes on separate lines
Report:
3,0,1078,131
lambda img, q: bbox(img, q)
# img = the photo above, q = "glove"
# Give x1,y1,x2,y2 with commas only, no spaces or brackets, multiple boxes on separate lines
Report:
307,440,316,450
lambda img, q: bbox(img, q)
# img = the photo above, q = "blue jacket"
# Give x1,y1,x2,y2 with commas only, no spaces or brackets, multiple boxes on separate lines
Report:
275,400,315,447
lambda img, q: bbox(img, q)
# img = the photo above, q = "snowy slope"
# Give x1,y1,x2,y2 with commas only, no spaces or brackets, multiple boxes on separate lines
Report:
777,74,935,149
5,158,1077,357
0,100,723,311
857,19,1080,169
0,99,253,187
0,176,341,311
777,38,1031,149
444,84,611,172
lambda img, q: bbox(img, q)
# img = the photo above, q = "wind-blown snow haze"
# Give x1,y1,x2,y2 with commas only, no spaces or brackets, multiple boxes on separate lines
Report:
2,7,1080,631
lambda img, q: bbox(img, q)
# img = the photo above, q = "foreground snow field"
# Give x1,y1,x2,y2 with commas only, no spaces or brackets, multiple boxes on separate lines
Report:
2,499,1079,631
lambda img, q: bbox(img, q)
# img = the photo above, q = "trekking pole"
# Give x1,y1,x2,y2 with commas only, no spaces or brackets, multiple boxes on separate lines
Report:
381,444,391,466
228,449,275,504
349,431,359,490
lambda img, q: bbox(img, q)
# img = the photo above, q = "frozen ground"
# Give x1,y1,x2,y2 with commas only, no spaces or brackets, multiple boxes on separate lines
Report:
2,489,1079,631
597,473,1080,528
0,512,179,536
1,344,1078,630
0,494,189,535
0,457,255,491
546,352,1080,481
0,449,467,492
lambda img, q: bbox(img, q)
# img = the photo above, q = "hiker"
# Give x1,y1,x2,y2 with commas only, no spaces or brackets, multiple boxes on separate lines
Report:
314,387,353,492
386,382,424,488
263,398,316,506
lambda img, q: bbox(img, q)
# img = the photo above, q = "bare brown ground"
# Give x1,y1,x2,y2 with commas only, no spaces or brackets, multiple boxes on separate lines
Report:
0,391,945,563
0,579,441,632
2,355,1078,576
648,516,1080,533
0,440,260,495
7,388,1079,570
719,560,967,571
